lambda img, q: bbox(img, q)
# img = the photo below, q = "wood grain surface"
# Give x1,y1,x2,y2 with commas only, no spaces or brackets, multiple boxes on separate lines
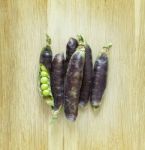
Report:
0,0,145,149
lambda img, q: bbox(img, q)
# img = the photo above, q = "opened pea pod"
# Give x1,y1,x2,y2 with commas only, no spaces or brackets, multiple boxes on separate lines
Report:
39,35,54,107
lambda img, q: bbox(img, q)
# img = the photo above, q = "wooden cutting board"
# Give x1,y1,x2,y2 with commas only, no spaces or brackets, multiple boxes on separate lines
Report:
0,0,145,149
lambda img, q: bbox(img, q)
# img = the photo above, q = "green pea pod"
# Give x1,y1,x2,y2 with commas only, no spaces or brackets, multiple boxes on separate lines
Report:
39,35,54,107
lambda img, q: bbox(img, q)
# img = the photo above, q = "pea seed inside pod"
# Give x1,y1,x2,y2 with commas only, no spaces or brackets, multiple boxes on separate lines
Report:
41,84,49,90
41,71,48,77
40,77,49,84
40,65,47,71
42,89,50,96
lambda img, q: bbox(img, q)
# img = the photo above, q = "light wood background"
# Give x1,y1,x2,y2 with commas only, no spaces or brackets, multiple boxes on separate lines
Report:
0,0,145,149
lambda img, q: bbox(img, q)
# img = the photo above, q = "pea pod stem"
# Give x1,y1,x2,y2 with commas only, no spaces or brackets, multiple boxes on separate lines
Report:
49,106,62,124
101,43,112,54
46,34,51,47
97,43,112,58
77,34,86,46
52,106,62,119
103,43,112,49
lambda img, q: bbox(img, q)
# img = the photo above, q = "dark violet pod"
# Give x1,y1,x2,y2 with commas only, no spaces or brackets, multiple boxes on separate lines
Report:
40,35,52,71
51,53,65,111
90,44,112,109
65,38,78,73
64,35,85,121
79,44,93,107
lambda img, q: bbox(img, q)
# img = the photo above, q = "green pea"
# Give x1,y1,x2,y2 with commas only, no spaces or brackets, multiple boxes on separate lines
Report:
41,84,49,90
40,65,47,71
41,71,48,77
42,89,50,96
40,77,48,84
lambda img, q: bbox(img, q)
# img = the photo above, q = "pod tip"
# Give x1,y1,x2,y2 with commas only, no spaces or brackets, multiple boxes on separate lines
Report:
79,101,86,107
91,101,101,110
45,100,54,107
103,43,112,49
77,34,85,46
66,114,76,122
51,106,62,118
46,34,51,46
